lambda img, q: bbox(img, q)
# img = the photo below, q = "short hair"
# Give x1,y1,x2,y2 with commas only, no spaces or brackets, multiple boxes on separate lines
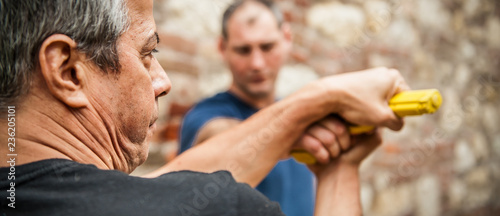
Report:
221,0,283,40
0,0,129,109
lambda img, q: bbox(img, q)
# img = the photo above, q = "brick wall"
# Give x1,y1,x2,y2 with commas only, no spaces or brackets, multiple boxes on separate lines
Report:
134,0,500,215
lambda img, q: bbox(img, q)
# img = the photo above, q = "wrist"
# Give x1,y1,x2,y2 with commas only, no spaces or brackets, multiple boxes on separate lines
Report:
314,161,362,216
280,83,333,127
316,161,359,182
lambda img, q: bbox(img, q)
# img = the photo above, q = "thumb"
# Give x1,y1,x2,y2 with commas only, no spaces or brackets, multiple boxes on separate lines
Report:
378,105,404,131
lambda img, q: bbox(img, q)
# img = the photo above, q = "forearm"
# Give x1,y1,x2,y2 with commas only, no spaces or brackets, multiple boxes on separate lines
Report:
144,84,340,186
314,163,362,216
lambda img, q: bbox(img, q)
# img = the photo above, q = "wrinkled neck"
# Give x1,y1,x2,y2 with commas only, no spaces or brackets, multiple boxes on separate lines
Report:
0,94,135,173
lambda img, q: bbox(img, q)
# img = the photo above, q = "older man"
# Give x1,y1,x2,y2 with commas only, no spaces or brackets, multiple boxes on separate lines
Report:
0,0,408,215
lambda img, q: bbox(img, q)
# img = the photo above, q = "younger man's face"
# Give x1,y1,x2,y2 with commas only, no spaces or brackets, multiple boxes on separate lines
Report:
221,2,291,98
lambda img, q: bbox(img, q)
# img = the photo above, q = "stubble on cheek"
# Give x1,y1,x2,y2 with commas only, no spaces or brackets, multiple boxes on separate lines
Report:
120,105,149,145
116,110,150,169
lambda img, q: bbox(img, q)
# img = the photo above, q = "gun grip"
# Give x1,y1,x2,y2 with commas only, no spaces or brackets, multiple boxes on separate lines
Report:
291,89,442,165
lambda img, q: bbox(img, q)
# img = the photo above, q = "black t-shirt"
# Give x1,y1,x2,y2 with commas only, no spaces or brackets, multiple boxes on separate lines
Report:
0,159,284,215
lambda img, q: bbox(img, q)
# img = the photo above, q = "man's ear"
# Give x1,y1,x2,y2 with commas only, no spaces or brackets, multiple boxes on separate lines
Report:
281,23,293,50
217,36,227,56
281,23,293,41
38,34,89,108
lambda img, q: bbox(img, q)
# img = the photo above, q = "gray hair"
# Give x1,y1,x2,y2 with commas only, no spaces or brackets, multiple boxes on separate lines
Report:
0,0,129,109
221,0,283,40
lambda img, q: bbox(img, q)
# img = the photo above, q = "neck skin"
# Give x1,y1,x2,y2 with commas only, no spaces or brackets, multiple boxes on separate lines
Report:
0,85,132,172
228,84,276,109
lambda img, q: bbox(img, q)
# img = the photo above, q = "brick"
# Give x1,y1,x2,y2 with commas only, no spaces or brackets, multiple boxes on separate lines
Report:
294,0,310,8
160,58,199,75
283,8,306,24
383,143,401,154
309,41,325,57
290,47,309,63
163,119,181,141
283,10,294,23
158,32,197,55
169,102,192,117
164,123,179,141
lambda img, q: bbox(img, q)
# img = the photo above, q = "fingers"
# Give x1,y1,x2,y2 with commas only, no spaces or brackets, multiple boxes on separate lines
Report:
318,116,350,151
377,106,404,131
388,68,411,96
340,129,383,165
295,116,351,165
306,124,343,160
379,68,408,131
297,134,331,164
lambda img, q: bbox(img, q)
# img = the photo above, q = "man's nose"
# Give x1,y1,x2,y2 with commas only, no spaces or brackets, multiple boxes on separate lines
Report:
151,57,171,98
250,50,265,70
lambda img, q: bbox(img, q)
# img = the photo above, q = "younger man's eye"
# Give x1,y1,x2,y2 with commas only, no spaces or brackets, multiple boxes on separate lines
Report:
261,43,275,52
234,46,251,55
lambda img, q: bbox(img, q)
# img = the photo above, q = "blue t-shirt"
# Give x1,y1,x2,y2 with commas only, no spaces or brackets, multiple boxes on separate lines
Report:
179,91,315,216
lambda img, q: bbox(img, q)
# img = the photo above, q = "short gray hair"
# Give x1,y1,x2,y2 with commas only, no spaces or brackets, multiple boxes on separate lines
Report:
222,0,283,40
0,0,129,109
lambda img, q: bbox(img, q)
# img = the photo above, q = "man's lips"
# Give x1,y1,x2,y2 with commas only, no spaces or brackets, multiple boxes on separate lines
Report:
251,76,266,82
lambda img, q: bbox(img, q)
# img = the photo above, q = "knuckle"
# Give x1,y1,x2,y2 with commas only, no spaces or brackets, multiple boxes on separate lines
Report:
334,123,346,135
388,68,400,77
379,109,394,122
340,140,350,150
304,135,321,153
323,133,336,146
330,143,340,156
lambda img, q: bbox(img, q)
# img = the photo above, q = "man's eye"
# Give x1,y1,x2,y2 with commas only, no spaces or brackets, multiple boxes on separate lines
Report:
149,48,159,56
261,43,275,52
142,48,158,60
234,47,251,55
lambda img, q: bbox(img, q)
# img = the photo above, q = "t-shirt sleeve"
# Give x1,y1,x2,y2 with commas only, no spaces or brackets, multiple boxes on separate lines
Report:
179,101,236,153
179,107,207,153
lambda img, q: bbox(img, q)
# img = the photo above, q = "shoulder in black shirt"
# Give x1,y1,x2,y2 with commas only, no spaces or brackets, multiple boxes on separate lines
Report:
0,159,284,216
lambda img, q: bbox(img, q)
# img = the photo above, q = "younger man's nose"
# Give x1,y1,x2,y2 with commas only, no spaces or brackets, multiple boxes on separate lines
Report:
250,50,266,70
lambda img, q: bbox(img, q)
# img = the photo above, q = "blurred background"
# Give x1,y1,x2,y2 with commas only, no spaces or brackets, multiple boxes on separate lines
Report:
132,0,500,215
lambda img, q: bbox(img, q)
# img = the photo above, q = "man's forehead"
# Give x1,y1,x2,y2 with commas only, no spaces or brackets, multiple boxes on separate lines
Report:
226,6,281,44
125,0,155,27
231,2,276,27
126,0,153,14
121,0,157,41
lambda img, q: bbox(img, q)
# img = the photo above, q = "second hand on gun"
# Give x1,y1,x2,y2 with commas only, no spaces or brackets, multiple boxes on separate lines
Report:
291,89,443,165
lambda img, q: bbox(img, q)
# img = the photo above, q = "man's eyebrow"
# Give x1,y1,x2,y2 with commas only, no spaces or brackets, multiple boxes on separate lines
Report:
155,32,160,44
142,32,159,51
